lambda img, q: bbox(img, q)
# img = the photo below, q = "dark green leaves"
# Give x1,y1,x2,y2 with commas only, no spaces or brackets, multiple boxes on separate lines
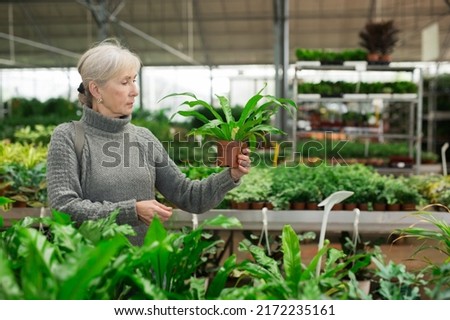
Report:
160,85,296,147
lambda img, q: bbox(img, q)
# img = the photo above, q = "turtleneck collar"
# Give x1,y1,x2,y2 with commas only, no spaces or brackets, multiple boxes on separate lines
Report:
80,105,131,133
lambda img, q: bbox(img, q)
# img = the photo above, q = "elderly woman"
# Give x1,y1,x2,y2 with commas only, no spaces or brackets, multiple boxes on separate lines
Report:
46,38,251,245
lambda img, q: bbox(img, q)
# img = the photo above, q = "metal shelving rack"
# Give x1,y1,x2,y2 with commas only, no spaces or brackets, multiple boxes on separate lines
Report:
291,61,424,173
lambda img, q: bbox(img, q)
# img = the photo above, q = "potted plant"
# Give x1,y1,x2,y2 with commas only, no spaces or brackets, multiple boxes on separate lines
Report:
160,85,296,167
382,178,404,211
394,177,423,211
359,20,399,64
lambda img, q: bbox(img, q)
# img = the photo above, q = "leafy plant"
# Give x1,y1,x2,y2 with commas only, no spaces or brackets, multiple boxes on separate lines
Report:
295,48,367,62
0,209,243,300
225,167,274,203
393,209,450,299
218,225,370,299
1,162,47,207
0,141,47,169
0,210,133,299
160,85,296,148
371,256,425,299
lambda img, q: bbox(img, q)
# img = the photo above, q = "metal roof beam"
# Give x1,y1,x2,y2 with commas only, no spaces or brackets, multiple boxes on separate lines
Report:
0,32,80,59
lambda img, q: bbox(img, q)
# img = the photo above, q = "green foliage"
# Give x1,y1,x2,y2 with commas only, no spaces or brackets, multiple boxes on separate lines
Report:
223,225,370,299
160,85,296,148
0,210,132,299
1,97,80,141
1,162,47,207
225,167,274,203
382,176,423,205
0,141,47,169
13,125,56,145
298,81,417,95
371,257,425,300
395,210,450,262
295,48,367,62
268,165,321,209
0,209,243,299
393,210,450,299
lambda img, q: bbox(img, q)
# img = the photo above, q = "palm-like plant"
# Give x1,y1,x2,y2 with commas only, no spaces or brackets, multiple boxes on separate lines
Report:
359,19,399,62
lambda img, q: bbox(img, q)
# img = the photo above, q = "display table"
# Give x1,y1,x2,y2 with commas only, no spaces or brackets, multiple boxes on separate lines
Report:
2,207,448,234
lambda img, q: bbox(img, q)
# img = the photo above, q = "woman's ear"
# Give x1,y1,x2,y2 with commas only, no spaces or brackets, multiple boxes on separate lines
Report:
88,81,101,99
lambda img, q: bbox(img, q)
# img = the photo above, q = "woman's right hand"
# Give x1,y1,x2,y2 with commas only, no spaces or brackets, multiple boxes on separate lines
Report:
136,199,173,225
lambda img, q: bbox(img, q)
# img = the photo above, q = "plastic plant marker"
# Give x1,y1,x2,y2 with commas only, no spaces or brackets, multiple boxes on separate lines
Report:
442,142,449,176
316,190,354,277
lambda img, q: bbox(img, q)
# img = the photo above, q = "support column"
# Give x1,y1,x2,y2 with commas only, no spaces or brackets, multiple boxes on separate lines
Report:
273,0,289,136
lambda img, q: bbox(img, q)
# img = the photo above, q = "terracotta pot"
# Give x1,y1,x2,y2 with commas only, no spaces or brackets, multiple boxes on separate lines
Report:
380,54,392,63
401,203,416,211
373,203,386,211
358,203,369,211
366,52,380,63
265,202,274,210
387,203,401,211
234,201,251,210
344,203,357,211
216,140,246,168
13,201,27,208
306,202,319,210
251,201,265,210
291,201,306,210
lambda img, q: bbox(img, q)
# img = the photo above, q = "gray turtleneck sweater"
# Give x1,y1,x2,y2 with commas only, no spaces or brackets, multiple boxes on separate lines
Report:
46,106,238,245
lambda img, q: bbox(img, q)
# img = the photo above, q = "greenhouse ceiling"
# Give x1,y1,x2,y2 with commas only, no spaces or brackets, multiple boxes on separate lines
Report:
0,0,450,68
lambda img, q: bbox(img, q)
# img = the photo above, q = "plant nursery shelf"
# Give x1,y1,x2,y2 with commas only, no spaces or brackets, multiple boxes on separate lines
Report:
2,208,447,234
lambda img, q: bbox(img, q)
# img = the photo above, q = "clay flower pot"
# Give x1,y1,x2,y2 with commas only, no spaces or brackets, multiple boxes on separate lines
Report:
216,140,246,168
291,201,306,210
251,201,265,209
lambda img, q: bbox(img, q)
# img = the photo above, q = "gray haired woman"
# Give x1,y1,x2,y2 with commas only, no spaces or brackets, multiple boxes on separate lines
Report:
46,38,251,245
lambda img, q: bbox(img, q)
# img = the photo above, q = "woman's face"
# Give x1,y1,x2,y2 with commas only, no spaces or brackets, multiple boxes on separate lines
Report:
95,68,139,118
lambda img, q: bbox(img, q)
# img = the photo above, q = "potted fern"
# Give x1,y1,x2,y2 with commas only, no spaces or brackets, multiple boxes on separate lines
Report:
160,85,296,167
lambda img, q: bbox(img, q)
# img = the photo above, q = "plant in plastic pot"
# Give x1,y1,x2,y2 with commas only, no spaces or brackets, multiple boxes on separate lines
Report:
160,85,296,167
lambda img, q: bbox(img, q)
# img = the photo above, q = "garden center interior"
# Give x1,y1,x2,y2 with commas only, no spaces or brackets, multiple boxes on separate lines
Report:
1,0,450,300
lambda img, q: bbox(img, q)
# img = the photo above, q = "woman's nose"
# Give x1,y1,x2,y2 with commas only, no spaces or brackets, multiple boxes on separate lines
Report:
131,82,139,96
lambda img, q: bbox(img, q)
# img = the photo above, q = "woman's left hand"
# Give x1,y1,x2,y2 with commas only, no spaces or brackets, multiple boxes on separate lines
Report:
230,148,251,182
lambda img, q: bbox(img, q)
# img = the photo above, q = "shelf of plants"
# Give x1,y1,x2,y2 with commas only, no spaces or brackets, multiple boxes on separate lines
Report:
292,62,423,172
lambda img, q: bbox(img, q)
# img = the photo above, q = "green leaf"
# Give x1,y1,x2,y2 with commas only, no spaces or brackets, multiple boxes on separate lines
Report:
58,236,126,299
238,94,264,127
144,217,173,289
239,239,283,282
201,214,242,229
282,225,302,290
173,109,210,124
216,95,234,123
206,254,237,299
127,275,169,299
158,91,198,103
50,209,73,225
0,196,14,207
302,240,330,280
18,227,59,299
189,276,207,300
0,248,23,299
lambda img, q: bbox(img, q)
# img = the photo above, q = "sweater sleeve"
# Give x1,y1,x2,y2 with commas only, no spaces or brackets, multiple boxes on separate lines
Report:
46,124,139,226
152,139,239,214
